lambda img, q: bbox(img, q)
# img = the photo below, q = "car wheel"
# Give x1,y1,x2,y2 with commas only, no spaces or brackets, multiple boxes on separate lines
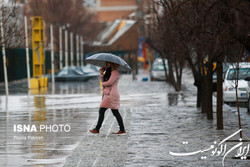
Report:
248,98,250,113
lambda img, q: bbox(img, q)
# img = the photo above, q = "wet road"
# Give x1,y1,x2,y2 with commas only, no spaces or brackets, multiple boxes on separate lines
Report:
0,73,171,166
0,70,249,167
0,77,102,166
0,95,99,166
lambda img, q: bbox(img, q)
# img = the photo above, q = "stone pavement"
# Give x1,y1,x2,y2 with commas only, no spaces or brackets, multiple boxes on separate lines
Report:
63,71,250,167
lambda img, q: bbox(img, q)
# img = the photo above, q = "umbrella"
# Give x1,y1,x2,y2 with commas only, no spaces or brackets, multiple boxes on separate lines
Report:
85,53,131,72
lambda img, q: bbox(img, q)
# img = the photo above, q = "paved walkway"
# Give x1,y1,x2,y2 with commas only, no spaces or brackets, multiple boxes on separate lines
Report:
63,71,250,167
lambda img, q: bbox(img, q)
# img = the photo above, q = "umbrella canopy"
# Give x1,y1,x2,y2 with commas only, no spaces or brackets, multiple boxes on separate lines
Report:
85,53,131,71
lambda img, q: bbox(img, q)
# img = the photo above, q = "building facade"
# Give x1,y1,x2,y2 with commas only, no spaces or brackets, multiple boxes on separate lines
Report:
84,0,137,22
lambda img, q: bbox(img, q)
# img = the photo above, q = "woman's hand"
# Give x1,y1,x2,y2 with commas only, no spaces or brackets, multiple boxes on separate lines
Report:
99,67,106,75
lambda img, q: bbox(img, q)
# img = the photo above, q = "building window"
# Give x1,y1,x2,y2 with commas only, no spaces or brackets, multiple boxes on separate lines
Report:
83,0,97,7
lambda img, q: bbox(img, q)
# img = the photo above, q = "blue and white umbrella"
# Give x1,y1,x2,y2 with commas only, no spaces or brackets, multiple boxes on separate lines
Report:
85,53,131,72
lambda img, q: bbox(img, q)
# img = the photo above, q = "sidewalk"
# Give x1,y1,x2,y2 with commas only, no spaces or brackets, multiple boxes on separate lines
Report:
63,70,250,167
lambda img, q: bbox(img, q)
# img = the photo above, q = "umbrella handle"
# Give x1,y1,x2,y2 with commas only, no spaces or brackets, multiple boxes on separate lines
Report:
101,66,107,72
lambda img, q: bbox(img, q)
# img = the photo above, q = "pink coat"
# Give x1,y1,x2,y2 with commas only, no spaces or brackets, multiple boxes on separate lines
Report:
100,70,120,109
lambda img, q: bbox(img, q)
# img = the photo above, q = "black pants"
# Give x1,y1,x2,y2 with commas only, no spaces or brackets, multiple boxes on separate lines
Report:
95,107,125,131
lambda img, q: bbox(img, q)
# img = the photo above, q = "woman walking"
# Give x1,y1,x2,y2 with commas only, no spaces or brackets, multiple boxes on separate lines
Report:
89,62,126,135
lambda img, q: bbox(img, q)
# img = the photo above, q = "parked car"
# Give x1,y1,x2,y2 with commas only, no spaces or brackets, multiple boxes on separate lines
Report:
223,63,250,103
244,76,250,112
150,58,168,81
47,65,99,82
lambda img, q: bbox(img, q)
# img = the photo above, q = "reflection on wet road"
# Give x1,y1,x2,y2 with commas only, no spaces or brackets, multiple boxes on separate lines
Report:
0,93,100,167
0,77,103,166
0,77,100,95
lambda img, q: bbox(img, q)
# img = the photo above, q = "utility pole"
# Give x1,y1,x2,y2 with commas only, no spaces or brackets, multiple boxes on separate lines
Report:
70,32,73,66
24,16,31,90
80,36,84,66
65,30,68,67
76,35,79,66
50,25,55,92
59,27,63,69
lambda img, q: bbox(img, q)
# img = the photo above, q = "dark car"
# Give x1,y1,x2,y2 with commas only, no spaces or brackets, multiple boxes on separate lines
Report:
47,65,99,82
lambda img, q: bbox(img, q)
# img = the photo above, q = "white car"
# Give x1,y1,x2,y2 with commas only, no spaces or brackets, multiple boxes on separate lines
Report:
223,63,250,103
150,58,168,81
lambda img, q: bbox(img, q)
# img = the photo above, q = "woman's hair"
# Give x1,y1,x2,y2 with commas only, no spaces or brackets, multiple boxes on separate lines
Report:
104,66,111,81
103,62,119,81
110,62,119,71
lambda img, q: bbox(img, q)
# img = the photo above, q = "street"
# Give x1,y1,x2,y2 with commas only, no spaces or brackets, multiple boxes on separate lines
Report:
0,70,250,167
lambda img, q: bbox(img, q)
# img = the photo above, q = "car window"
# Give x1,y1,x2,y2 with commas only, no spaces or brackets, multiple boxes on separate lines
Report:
152,64,168,71
223,66,229,73
153,64,164,71
227,68,250,80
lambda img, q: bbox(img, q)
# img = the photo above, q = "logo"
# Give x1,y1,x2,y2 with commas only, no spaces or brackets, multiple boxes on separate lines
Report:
13,124,71,132
169,129,249,166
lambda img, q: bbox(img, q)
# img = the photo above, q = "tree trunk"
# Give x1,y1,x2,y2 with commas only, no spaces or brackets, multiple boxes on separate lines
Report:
197,84,202,107
186,56,202,107
235,63,243,138
168,60,175,84
176,65,183,91
216,60,223,129
201,75,208,113
161,57,169,82
167,59,184,91
207,60,213,120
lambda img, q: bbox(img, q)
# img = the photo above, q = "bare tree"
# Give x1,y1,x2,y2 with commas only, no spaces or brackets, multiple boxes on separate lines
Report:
148,0,250,128
0,1,24,49
24,0,102,51
167,0,249,120
147,0,187,91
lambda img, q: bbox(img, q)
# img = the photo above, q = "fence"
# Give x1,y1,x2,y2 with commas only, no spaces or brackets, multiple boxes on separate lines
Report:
0,48,79,82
